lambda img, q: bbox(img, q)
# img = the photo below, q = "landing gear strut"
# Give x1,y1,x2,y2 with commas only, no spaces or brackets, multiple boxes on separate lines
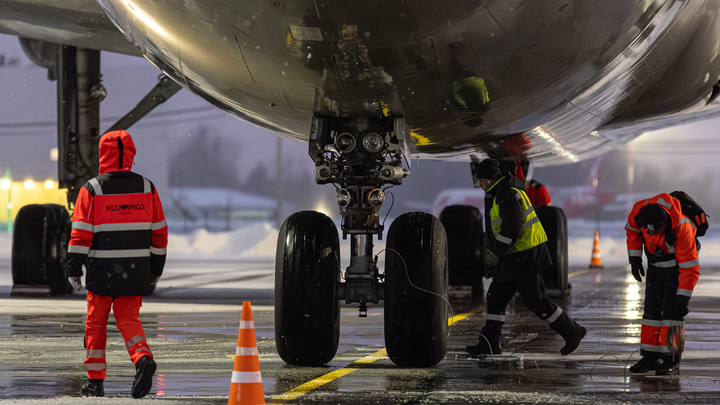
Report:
275,116,449,367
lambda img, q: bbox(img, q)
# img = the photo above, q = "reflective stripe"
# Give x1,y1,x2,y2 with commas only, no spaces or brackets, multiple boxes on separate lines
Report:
491,218,502,226
485,313,505,322
649,259,677,268
640,343,663,352
68,245,90,254
625,221,640,232
84,363,107,371
545,307,562,323
135,347,152,354
236,347,258,356
494,233,513,244
679,259,699,269
677,288,693,297
86,349,105,358
94,222,152,232
152,219,167,231
628,249,642,257
642,319,664,327
72,222,94,232
678,217,695,228
231,371,263,384
665,243,675,253
143,177,151,193
663,320,684,327
88,178,103,195
522,207,534,217
239,320,255,329
150,246,167,255
89,249,150,258
520,216,540,231
126,335,147,348
656,198,672,210
545,307,563,323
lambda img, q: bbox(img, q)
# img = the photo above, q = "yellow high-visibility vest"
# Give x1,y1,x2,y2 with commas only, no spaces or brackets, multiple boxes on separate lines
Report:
488,180,547,254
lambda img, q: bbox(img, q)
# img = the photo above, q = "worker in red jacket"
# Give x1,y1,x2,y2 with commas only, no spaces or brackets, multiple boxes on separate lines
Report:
66,130,168,398
526,178,551,207
626,193,699,376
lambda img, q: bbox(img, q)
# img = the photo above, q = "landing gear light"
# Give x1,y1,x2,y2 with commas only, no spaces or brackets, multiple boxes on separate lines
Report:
367,188,384,208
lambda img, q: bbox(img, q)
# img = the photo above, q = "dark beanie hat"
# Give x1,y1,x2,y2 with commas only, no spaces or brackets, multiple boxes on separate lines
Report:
635,203,669,232
475,158,501,180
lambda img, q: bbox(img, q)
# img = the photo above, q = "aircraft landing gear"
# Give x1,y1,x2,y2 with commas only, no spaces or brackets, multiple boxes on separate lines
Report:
275,211,340,366
11,204,71,296
274,116,449,367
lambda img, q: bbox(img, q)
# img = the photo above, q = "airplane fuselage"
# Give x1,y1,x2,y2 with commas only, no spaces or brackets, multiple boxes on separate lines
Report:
3,0,720,163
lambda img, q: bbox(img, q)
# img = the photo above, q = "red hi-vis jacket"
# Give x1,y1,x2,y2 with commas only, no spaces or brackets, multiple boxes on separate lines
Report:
67,130,168,297
626,193,699,297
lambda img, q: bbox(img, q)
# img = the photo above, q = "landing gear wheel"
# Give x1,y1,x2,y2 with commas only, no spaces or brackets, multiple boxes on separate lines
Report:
535,206,570,297
439,205,484,298
384,212,448,367
12,204,72,295
275,211,340,366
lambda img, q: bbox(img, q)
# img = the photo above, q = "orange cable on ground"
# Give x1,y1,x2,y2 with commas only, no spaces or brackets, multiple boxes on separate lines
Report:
229,301,265,405
589,230,604,269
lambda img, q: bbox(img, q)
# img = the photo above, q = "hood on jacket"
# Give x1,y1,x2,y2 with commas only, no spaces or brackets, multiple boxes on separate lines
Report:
99,130,136,174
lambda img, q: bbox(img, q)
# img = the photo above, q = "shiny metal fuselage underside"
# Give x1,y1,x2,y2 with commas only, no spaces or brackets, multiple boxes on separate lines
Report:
3,0,720,164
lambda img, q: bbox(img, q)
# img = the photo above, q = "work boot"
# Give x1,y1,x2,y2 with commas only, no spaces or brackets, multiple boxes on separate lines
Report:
465,335,501,357
629,354,663,373
131,355,157,398
80,378,104,397
655,356,680,376
549,312,587,355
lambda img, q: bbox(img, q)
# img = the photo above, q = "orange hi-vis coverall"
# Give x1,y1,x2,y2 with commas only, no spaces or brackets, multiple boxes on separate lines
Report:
67,130,168,380
626,193,699,357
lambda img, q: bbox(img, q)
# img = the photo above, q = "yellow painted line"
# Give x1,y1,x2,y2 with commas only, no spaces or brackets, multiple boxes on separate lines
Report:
272,304,485,402
271,349,387,401
568,269,591,278
448,305,485,326
271,267,586,400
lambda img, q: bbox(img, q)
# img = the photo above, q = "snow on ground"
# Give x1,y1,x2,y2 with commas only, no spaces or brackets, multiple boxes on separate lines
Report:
1,219,719,266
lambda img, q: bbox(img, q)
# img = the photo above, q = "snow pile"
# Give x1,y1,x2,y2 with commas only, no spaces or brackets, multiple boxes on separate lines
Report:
167,222,278,260
1,219,719,265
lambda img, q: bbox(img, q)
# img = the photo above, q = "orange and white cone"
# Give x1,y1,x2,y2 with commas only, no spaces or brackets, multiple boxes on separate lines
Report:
228,301,265,405
589,230,604,269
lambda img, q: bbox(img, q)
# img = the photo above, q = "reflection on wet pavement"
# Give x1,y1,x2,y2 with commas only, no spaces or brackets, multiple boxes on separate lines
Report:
1,264,720,403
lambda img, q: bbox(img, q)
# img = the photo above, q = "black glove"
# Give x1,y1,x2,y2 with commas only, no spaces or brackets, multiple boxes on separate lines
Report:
630,257,644,282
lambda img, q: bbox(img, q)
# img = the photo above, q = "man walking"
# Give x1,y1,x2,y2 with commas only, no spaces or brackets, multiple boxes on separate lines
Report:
466,158,586,356
66,130,168,397
626,193,699,375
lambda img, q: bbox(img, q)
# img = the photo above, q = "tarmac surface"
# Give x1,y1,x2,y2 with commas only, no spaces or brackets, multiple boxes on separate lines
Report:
2,257,720,404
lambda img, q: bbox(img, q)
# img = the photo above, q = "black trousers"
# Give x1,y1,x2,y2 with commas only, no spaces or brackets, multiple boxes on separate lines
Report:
640,265,690,358
481,263,562,340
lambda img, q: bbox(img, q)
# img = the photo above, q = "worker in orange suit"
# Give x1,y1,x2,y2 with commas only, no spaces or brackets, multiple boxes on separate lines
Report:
66,130,168,398
625,193,699,376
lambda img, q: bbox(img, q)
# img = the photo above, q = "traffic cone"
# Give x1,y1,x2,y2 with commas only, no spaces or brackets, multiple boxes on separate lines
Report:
229,302,265,405
589,230,604,270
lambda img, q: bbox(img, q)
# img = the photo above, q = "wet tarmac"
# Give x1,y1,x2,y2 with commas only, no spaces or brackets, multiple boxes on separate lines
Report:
2,258,720,403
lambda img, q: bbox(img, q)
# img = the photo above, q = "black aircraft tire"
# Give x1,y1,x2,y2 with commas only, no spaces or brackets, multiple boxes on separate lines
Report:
535,206,569,296
275,211,340,366
439,205,484,297
12,204,71,295
384,212,448,367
